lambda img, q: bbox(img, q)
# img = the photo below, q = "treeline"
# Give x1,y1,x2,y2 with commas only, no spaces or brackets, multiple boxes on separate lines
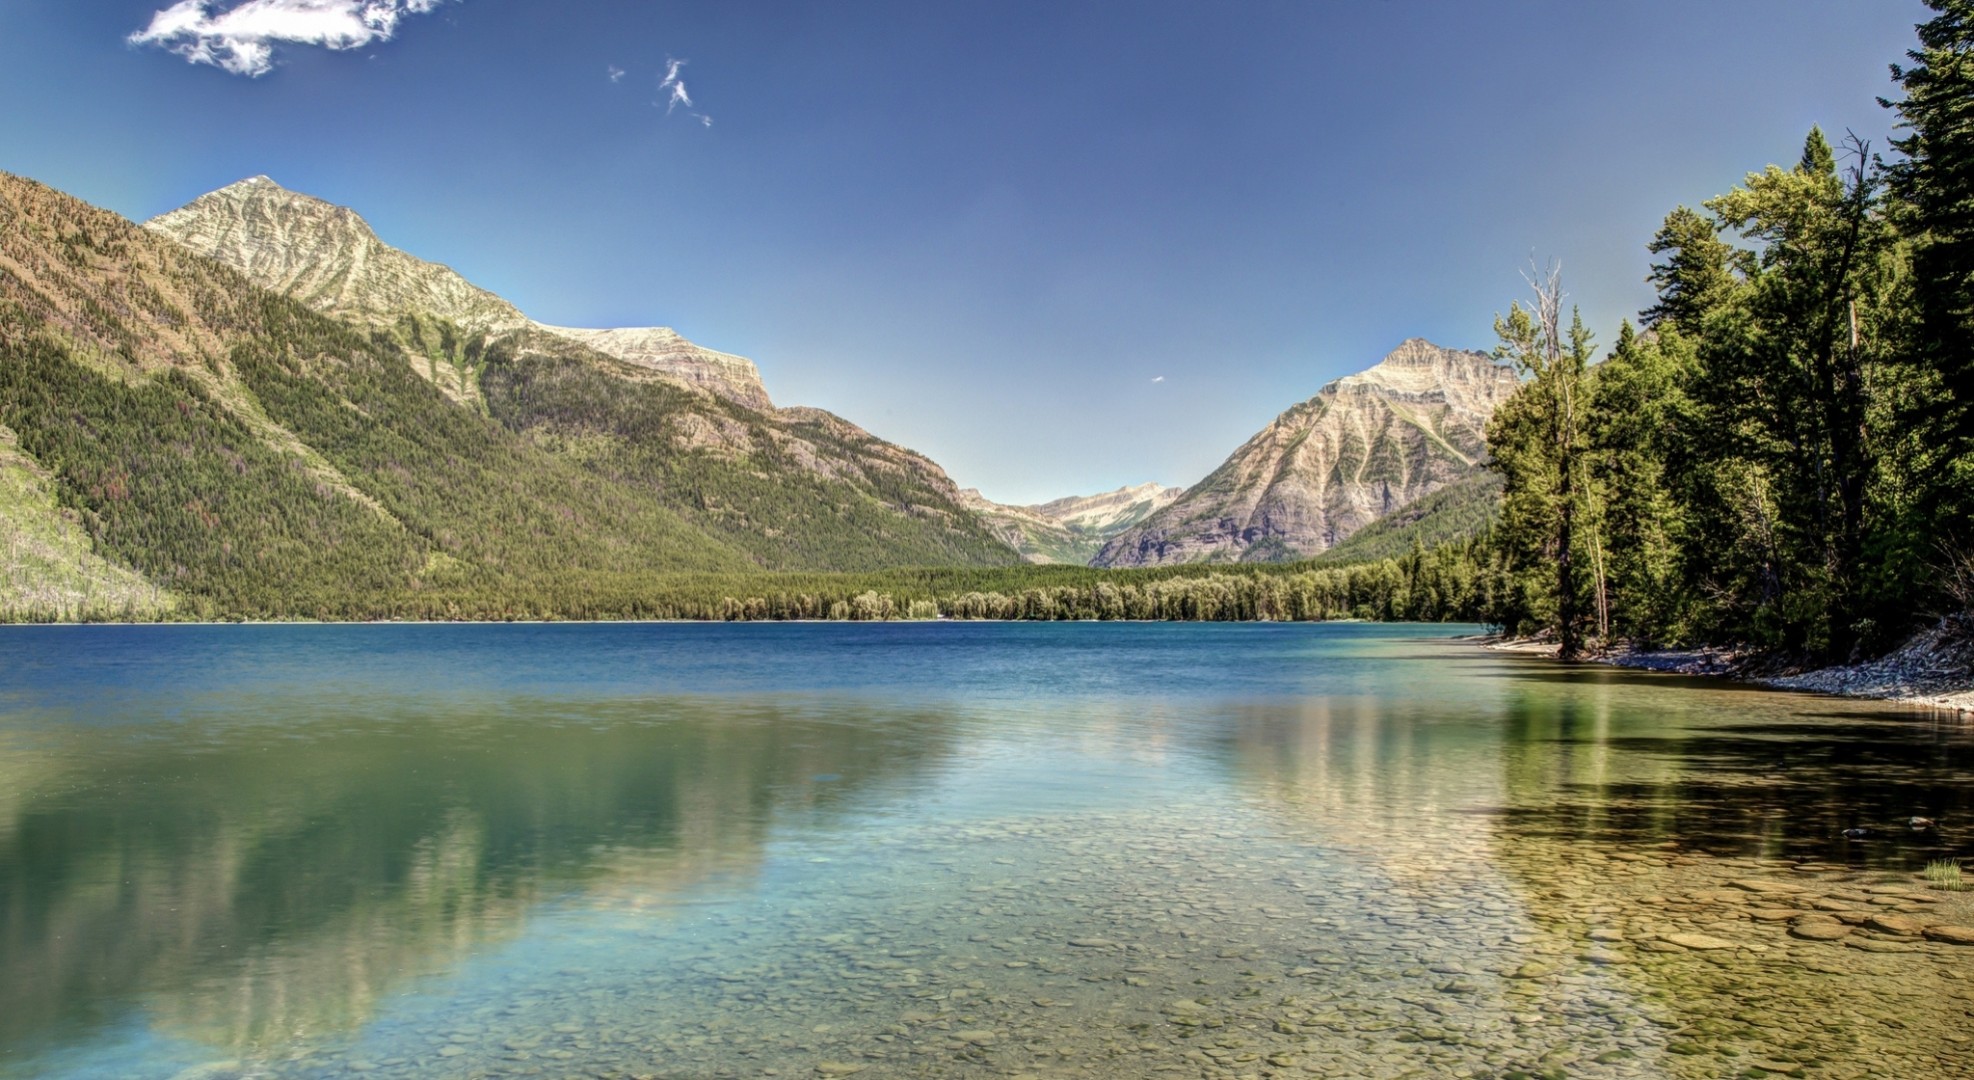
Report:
3,541,1485,624
1479,0,1974,661
324,540,1493,622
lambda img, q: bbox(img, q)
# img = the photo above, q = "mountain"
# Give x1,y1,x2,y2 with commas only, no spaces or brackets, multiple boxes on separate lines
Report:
1095,340,1518,567
961,483,1182,564
0,169,757,618
1309,471,1503,565
146,176,774,410
143,176,1015,572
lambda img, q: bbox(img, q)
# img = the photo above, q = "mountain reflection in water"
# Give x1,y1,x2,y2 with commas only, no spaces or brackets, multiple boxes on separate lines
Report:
0,623,1968,1079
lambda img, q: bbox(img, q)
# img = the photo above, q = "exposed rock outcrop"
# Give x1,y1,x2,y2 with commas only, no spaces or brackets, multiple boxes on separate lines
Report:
1095,340,1517,566
145,177,773,410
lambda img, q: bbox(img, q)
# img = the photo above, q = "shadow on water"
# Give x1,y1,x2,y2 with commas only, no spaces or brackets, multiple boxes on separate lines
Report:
1200,648,1974,869
1489,677,1974,866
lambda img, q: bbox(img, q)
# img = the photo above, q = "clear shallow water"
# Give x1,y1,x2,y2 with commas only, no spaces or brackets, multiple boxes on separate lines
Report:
0,622,1970,1080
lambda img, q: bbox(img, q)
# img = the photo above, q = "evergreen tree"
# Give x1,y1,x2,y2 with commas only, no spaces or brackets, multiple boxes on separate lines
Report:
1884,0,1974,583
1586,321,1699,644
1702,127,1900,656
1643,207,1744,331
1486,268,1598,658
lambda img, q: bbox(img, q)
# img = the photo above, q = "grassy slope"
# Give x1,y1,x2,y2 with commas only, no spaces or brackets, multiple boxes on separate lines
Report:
0,425,176,621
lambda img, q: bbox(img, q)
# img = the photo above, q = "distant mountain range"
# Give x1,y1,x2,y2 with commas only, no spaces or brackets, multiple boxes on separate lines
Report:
0,169,1515,617
960,483,1182,564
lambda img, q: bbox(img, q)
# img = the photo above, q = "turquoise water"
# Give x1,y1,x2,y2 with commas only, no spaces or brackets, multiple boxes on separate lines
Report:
1,622,1970,1079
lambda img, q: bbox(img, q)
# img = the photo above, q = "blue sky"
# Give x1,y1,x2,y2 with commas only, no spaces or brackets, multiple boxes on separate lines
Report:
0,1,1930,504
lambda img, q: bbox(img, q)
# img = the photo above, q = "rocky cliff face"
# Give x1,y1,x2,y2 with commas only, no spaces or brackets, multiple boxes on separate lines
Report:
531,325,772,411
144,176,530,335
962,482,1182,564
144,177,773,410
1094,340,1518,566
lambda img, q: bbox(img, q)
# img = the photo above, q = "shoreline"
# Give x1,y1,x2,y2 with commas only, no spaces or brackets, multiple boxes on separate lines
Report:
1483,630,1974,715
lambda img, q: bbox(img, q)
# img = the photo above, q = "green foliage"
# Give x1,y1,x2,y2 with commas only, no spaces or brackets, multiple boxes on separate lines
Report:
1478,6,1974,661
1884,0,1974,588
1485,275,1597,657
475,333,1018,572
0,424,178,622
1925,859,1966,890
1313,472,1502,565
1644,207,1745,330
0,333,430,618
1584,322,1697,645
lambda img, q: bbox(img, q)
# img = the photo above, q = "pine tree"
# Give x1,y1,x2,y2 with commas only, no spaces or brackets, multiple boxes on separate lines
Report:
1643,207,1744,331
1700,128,1899,656
1586,321,1699,644
1883,0,1974,581
1486,268,1597,658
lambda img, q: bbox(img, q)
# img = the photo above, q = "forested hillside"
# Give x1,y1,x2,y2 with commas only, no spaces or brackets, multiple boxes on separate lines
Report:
477,329,1016,572
0,170,761,618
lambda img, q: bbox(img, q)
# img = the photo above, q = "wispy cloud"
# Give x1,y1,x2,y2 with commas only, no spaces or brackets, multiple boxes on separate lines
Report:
1152,375,1165,383
655,56,713,127
128,0,449,77
659,57,692,112
607,64,625,83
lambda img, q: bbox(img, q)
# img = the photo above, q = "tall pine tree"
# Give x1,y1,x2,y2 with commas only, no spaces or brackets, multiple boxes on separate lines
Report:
1884,0,1974,590
1487,268,1597,659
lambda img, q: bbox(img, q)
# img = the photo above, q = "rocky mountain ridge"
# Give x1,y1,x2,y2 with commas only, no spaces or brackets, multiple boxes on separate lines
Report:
960,483,1182,565
137,174,1012,570
1095,339,1518,566
144,176,774,410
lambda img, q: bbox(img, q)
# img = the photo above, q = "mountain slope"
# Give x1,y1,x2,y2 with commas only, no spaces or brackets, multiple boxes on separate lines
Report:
0,425,178,621
145,176,773,409
145,177,1016,572
1095,340,1518,566
961,483,1181,564
1309,471,1503,565
477,328,1019,570
0,169,756,617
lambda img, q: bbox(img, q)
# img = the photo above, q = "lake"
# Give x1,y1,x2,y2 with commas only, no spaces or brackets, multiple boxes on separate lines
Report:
0,622,1970,1079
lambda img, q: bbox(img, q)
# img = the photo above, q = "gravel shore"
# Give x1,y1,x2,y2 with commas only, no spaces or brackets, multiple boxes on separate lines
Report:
1485,619,1974,714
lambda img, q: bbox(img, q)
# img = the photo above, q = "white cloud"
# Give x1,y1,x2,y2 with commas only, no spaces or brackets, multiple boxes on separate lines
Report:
659,57,691,112
607,65,625,83
1152,376,1165,383
129,0,449,77
657,56,712,127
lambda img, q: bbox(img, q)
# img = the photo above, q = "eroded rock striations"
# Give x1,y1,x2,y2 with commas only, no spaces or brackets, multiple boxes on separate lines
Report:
145,176,773,410
1095,340,1518,566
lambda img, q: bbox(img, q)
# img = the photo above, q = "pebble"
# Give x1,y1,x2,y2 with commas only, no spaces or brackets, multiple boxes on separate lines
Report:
1864,914,1923,936
163,775,1973,1080
1662,932,1738,951
1924,925,1974,946
1789,921,1851,941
